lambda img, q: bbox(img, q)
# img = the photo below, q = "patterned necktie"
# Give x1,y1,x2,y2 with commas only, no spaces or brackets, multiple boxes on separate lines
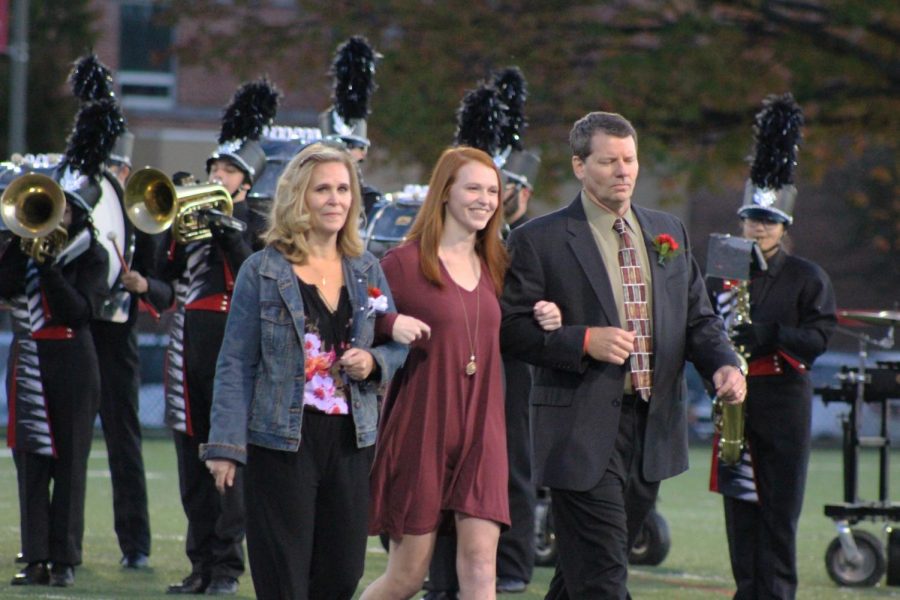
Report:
613,218,652,400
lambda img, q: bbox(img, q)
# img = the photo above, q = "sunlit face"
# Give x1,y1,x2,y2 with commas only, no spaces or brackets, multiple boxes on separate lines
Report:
742,216,786,258
572,131,639,215
443,161,499,234
305,161,353,237
208,159,248,200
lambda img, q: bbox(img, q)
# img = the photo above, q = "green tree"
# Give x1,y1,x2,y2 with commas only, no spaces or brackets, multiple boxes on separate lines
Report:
165,0,899,280
0,0,100,156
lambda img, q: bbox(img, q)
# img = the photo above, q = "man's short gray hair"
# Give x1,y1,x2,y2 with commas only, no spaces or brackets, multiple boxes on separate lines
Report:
569,112,638,160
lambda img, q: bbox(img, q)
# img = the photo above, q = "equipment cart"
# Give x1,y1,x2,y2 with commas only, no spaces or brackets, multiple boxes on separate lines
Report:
815,309,899,587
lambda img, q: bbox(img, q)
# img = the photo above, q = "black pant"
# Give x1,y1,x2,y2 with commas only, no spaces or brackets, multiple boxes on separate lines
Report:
498,357,536,582
173,430,245,580
245,413,373,600
16,337,99,566
545,395,659,600
723,378,811,600
173,312,244,579
92,319,151,558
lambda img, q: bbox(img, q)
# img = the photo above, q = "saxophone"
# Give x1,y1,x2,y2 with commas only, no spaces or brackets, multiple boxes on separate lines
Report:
715,280,751,466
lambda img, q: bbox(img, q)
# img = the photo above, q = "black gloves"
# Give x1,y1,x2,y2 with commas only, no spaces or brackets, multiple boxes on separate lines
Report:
35,256,60,277
208,218,244,250
732,322,778,355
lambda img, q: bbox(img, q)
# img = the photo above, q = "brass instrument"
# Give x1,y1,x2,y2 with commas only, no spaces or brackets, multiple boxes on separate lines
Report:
0,173,69,263
124,167,237,244
716,280,751,466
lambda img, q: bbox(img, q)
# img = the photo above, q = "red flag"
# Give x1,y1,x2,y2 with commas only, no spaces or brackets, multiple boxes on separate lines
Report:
0,0,8,53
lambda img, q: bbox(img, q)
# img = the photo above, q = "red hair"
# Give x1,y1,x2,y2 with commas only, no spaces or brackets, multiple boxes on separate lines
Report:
405,147,509,295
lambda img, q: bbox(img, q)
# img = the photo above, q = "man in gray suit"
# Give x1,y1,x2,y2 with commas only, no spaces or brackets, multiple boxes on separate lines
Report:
500,111,746,599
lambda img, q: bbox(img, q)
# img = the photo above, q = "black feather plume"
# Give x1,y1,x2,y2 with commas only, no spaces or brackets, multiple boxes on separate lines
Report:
218,78,281,144
330,36,379,121
69,53,116,103
749,93,804,190
454,86,507,156
64,98,126,179
492,67,527,151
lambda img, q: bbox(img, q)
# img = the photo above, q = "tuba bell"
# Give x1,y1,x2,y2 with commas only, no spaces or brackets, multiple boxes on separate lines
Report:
124,167,239,244
0,173,69,263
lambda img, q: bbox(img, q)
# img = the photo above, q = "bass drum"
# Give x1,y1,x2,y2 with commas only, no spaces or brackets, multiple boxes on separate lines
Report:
93,170,133,289
364,186,427,259
91,170,134,322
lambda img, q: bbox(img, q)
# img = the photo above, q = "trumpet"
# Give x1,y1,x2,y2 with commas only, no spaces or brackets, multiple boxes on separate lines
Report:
0,173,69,263
124,167,244,244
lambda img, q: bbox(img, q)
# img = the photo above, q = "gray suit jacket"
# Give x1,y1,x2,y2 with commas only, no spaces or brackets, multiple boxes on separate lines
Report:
500,195,738,490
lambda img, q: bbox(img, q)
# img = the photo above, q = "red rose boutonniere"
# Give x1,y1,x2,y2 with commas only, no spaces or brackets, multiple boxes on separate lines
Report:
367,286,388,315
652,233,682,266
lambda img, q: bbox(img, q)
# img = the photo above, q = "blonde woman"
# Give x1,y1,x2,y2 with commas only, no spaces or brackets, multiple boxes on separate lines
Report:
201,143,407,600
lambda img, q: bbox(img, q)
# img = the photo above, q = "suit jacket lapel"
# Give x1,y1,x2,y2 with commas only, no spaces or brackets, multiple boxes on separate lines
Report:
565,197,620,328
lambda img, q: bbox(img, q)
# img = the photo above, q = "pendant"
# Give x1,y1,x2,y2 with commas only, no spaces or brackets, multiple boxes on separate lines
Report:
466,356,477,376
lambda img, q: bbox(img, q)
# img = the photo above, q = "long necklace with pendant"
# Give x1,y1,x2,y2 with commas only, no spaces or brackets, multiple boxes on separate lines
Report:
305,259,341,313
452,268,480,377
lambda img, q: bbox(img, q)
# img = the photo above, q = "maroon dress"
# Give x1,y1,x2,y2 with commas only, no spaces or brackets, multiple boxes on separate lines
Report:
369,241,509,538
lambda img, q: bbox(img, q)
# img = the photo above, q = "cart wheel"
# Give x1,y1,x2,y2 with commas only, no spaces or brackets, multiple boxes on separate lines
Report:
629,510,671,566
887,528,900,586
533,496,557,567
825,529,886,587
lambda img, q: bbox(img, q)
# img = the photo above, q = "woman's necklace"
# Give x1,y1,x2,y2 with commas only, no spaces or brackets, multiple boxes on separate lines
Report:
452,264,481,377
305,259,342,313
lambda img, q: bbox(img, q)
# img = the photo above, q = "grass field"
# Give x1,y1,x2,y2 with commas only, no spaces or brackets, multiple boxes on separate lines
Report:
0,436,898,599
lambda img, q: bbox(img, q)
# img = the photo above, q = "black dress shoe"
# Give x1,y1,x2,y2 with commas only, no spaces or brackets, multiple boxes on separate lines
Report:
167,572,209,594
121,553,150,569
14,551,26,564
10,562,49,585
496,577,527,593
49,563,75,587
205,576,238,595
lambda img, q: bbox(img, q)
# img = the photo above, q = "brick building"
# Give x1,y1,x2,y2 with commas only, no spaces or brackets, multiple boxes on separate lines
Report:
91,0,322,179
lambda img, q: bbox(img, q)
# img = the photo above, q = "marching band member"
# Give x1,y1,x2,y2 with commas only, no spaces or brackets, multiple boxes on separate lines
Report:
68,54,170,570
710,94,836,600
161,79,279,596
96,130,171,569
319,35,384,219
2,96,123,587
495,148,542,594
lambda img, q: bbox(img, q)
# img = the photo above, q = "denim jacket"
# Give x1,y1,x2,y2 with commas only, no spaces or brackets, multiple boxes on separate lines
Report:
200,245,408,464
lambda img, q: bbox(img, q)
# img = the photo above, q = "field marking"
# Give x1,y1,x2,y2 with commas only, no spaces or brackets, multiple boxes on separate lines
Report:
630,568,734,595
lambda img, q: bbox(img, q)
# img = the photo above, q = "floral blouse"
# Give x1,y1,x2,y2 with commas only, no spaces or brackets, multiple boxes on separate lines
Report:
298,278,352,415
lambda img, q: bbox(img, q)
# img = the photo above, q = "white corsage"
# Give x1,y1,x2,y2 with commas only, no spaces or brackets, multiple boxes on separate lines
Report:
367,286,389,316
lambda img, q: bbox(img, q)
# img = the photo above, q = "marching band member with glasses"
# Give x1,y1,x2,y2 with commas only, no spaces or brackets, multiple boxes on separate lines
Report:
710,94,836,599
